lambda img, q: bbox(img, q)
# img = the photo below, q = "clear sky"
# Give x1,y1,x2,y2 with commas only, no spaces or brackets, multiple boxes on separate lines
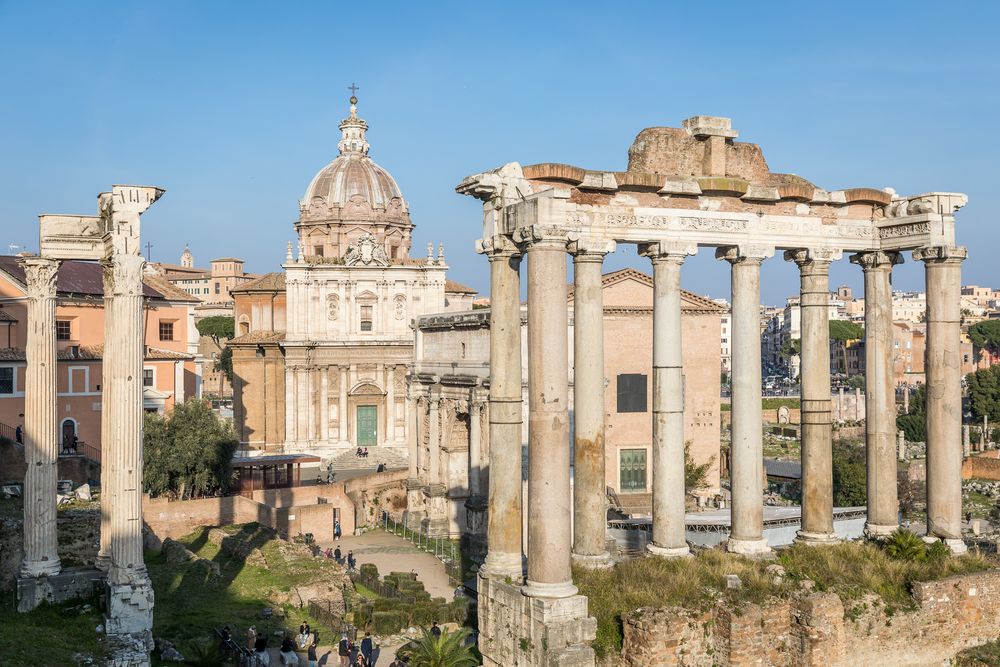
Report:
1,1,997,305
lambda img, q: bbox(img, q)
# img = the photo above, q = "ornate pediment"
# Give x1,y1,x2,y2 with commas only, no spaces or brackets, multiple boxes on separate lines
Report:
343,232,390,267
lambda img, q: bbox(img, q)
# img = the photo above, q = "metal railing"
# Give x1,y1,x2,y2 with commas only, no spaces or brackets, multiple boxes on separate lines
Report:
349,569,419,604
0,421,16,443
380,512,463,584
308,599,357,641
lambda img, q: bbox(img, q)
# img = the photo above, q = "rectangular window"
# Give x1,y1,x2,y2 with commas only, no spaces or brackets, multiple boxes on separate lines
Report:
313,245,324,257
620,448,647,493
616,373,647,413
0,367,12,394
159,321,174,341
215,283,221,295
360,305,373,332
143,369,154,387
56,320,72,341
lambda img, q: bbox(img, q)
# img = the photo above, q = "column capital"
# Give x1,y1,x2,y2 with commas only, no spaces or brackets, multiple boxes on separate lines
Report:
513,224,568,250
102,253,146,297
475,234,521,259
783,247,843,267
18,256,61,298
715,244,773,265
913,245,967,265
567,235,615,259
850,250,903,271
638,240,697,262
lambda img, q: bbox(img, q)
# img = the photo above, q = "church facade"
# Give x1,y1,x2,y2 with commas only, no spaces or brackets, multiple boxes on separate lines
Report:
231,96,472,464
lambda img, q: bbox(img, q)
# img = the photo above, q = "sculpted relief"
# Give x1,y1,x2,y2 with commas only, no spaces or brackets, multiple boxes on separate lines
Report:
394,294,406,320
327,293,339,320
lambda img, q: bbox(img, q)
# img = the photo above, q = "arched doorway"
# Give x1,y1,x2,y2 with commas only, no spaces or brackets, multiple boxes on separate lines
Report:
61,419,77,454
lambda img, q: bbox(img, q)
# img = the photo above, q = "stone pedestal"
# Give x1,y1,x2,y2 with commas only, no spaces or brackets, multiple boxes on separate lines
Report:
719,247,772,555
18,256,63,582
916,245,968,554
405,477,426,530
16,567,104,612
422,484,450,538
478,574,596,667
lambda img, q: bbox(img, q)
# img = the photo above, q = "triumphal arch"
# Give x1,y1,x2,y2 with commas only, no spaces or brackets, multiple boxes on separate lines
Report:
458,116,967,666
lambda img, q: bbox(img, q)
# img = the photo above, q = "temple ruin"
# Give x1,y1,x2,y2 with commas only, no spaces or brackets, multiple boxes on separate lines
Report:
17,185,163,666
457,116,967,666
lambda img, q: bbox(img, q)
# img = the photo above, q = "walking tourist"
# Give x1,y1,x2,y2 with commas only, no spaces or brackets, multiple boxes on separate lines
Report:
360,631,375,665
347,550,356,571
335,519,342,538
280,635,300,665
334,545,342,563
247,625,258,650
338,633,351,667
307,641,319,667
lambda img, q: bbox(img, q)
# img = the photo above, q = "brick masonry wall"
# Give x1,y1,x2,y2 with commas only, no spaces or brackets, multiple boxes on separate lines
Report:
963,455,1000,480
618,570,1000,666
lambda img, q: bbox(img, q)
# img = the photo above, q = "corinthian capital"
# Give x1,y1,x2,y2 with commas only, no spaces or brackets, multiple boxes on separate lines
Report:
18,256,61,299
567,235,616,259
475,234,521,258
715,244,774,265
513,224,568,249
103,254,147,297
638,240,696,262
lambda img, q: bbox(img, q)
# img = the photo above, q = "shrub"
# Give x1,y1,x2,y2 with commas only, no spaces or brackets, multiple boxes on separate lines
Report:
372,610,409,635
359,563,379,579
884,528,926,562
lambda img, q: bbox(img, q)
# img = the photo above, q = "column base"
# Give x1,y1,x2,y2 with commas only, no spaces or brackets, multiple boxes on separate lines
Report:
105,577,155,637
794,530,840,546
20,557,61,578
481,551,524,583
646,543,692,558
924,535,968,555
95,552,111,572
864,523,899,539
571,551,615,570
726,537,773,557
523,578,579,599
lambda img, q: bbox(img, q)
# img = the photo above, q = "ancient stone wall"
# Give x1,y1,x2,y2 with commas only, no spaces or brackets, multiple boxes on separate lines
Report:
963,455,1000,481
617,570,1000,666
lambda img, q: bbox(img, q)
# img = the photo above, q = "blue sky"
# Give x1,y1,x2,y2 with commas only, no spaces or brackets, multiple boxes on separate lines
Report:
1,1,997,305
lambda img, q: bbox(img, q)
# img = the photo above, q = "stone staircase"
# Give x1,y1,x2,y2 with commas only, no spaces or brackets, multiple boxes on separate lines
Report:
329,447,408,472
616,493,653,517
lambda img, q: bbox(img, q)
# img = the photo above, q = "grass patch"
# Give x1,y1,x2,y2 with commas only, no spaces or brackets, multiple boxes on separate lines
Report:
957,637,1000,666
575,542,993,657
720,398,801,412
0,601,107,664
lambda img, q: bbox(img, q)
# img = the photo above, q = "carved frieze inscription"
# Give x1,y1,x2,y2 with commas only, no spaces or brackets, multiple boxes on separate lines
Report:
879,222,931,239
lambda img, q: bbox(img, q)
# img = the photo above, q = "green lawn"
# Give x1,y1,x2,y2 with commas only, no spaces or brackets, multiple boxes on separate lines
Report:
0,601,108,665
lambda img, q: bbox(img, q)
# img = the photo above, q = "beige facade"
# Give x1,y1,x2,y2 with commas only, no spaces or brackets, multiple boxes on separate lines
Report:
151,248,258,304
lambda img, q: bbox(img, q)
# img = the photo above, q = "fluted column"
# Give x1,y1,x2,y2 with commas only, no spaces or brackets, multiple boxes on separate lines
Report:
96,263,115,572
787,248,840,545
477,235,524,580
428,390,441,485
18,256,62,578
642,242,695,558
407,386,419,480
718,246,772,555
569,238,615,567
338,366,349,443
468,396,484,497
519,226,576,599
916,245,968,554
385,365,395,444
851,251,902,537
108,253,151,585
320,367,329,444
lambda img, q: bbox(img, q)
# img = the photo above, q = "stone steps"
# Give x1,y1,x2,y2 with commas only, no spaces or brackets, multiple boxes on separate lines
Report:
329,447,408,472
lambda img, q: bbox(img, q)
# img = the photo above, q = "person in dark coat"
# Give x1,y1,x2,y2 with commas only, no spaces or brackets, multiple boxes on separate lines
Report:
360,632,375,665
430,621,441,638
338,633,352,667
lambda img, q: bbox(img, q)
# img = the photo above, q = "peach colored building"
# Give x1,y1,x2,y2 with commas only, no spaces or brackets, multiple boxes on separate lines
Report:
0,257,202,457
893,321,926,386
151,247,259,304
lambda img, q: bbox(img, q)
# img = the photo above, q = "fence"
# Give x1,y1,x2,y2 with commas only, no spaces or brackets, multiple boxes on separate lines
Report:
349,569,419,604
380,512,464,585
308,598,357,642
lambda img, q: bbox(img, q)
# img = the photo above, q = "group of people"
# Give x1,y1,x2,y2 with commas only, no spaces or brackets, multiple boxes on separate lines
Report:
355,446,370,458
323,544,356,570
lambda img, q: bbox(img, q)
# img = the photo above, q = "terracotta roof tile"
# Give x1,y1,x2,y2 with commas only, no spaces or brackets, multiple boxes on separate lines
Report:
566,268,727,313
230,331,286,345
445,279,477,295
0,310,16,322
231,272,286,293
0,345,193,361
142,274,200,303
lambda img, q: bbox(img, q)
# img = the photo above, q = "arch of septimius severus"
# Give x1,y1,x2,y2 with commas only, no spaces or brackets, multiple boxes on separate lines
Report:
16,185,162,666
457,116,967,666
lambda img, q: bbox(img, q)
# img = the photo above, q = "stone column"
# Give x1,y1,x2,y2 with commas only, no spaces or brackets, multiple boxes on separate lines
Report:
385,365,396,444
407,387,419,480
851,251,902,538
428,390,441,485
963,425,971,458
469,397,483,498
476,235,524,580
915,245,968,554
18,256,62,578
338,366,349,443
718,247,772,555
320,368,329,444
105,252,155,634
519,226,576,599
570,238,615,567
96,263,116,572
642,242,694,558
787,248,839,544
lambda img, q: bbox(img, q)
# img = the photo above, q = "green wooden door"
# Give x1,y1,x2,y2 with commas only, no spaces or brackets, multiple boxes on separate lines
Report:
357,405,378,446
619,448,647,493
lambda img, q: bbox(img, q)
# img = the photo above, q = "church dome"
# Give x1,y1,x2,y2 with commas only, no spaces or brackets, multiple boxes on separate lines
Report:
300,96,409,219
